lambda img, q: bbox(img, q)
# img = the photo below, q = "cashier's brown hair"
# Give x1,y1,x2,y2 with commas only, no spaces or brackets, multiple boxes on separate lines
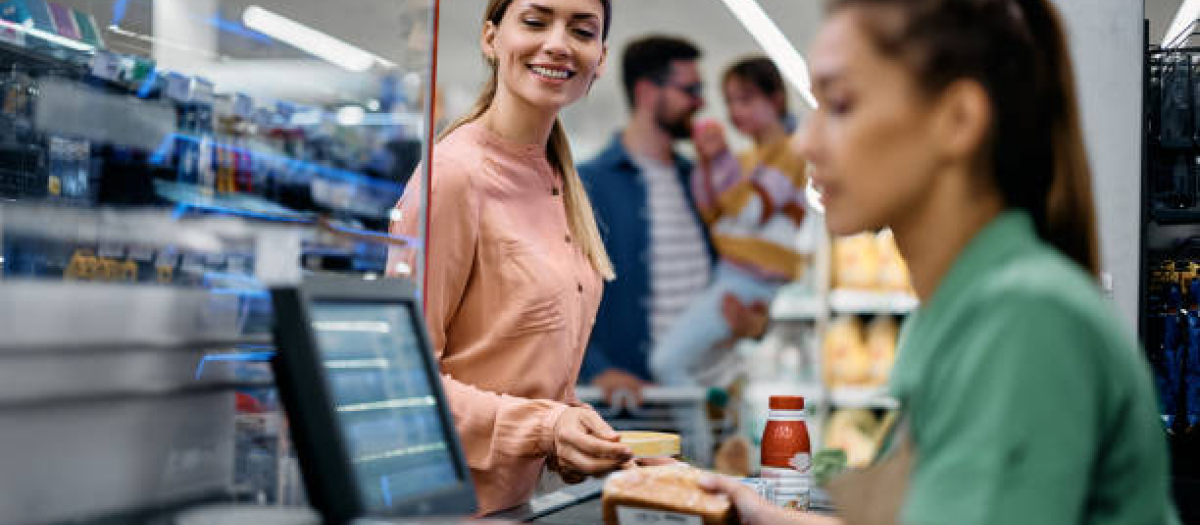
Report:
439,0,615,280
828,0,1099,276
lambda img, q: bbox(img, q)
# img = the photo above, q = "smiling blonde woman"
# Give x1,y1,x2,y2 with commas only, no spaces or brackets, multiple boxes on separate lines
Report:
388,0,630,515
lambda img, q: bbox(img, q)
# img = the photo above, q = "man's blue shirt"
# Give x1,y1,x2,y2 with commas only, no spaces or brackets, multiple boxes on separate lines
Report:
577,132,715,382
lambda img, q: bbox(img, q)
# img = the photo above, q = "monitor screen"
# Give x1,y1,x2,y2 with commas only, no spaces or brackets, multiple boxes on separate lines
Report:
307,301,460,511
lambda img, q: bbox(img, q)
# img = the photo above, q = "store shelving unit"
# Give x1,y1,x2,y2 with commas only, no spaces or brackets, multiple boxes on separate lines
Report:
1141,20,1200,520
0,0,438,520
827,289,918,316
741,223,910,460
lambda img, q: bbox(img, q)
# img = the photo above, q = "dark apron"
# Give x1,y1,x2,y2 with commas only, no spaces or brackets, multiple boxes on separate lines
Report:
825,420,912,525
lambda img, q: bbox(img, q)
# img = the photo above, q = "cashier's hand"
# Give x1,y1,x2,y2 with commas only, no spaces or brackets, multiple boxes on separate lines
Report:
591,368,649,408
552,406,633,477
698,475,841,525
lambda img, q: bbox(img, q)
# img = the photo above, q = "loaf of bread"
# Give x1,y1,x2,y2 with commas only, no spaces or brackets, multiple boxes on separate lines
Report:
602,466,737,525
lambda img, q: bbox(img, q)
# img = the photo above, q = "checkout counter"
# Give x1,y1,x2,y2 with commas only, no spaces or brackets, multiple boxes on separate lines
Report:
0,269,768,525
0,263,615,524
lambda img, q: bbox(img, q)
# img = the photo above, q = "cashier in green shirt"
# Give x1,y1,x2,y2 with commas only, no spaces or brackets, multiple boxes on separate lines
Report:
699,0,1180,524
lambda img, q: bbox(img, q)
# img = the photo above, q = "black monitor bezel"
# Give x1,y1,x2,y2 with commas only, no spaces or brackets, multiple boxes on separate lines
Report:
270,275,476,524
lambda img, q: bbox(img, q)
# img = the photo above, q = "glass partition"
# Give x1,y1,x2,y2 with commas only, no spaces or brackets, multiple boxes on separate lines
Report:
0,0,436,521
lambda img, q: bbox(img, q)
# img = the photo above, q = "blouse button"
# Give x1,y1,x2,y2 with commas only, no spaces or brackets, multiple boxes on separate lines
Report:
565,235,572,244
552,187,560,196
577,283,584,293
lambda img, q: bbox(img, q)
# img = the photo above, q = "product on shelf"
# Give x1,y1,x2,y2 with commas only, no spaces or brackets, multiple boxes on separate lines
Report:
0,0,56,46
1146,257,1200,431
832,229,913,293
823,409,888,468
46,2,77,40
875,229,911,292
822,314,899,388
750,322,818,383
822,315,870,387
71,8,101,48
865,315,898,386
832,232,879,290
602,465,737,525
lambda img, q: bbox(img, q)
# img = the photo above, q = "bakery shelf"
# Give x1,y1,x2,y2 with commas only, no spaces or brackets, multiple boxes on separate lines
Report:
770,290,824,321
828,289,918,315
829,386,899,410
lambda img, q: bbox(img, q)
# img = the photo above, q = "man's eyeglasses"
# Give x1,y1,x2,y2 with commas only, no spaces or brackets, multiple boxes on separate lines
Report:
657,80,704,99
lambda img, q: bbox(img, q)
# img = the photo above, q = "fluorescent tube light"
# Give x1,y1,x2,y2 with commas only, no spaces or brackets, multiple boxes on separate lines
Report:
1164,0,1200,48
718,0,817,109
0,19,94,52
242,6,393,72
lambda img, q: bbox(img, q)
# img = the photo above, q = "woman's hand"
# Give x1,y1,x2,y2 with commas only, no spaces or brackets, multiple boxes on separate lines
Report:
698,474,842,525
552,406,633,477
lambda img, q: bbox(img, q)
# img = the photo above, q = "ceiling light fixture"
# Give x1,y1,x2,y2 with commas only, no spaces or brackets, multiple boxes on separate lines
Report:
242,6,393,72
1164,0,1200,48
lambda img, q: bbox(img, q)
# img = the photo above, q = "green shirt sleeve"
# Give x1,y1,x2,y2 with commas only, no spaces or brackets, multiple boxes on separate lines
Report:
902,297,1103,525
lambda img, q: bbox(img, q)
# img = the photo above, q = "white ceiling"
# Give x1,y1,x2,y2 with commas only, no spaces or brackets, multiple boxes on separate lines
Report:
437,0,825,159
1148,0,1185,46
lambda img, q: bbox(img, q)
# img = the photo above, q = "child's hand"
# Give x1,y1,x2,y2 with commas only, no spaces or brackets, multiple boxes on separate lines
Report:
692,119,729,165
722,293,769,339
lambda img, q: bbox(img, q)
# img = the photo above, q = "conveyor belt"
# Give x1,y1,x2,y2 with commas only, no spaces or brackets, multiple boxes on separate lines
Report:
531,495,603,525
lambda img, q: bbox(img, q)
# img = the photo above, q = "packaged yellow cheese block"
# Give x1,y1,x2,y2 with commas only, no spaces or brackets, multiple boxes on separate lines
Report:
603,465,737,525
617,431,681,459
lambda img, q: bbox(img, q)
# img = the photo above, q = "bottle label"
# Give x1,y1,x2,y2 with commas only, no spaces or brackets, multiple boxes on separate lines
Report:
616,506,702,525
761,465,812,480
761,467,811,511
761,450,812,472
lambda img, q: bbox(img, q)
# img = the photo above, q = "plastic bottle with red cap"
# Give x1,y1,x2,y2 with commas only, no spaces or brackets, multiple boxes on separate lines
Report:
760,395,812,509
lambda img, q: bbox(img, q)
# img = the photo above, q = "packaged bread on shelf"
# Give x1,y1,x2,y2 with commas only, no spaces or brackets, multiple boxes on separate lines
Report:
875,229,912,292
832,233,880,290
824,409,883,468
822,315,869,387
865,315,899,386
602,465,737,525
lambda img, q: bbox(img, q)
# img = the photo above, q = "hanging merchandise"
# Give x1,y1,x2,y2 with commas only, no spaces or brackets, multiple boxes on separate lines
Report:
1151,57,1163,144
1188,312,1200,429
1143,40,1200,523
1161,54,1193,149
1161,307,1182,429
